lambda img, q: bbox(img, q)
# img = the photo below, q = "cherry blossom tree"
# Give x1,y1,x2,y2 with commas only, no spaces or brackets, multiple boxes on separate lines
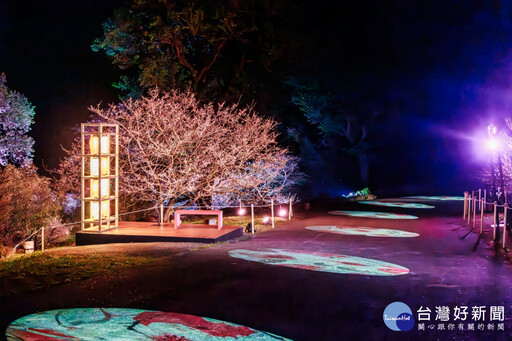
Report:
57,89,301,220
0,73,35,166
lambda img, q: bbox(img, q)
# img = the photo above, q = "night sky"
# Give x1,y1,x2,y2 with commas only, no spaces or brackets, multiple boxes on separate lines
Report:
2,0,512,195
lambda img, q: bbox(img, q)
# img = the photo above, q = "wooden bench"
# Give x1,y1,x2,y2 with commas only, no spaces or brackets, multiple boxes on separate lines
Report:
173,209,223,230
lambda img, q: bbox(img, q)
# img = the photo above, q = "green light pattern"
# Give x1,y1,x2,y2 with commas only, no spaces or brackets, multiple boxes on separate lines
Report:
229,249,409,276
6,308,290,340
328,211,418,219
359,201,434,209
305,225,419,237
402,196,464,201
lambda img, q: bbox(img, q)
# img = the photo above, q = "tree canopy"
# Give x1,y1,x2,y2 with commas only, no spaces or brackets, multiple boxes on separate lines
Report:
0,74,35,167
92,0,288,100
53,89,301,219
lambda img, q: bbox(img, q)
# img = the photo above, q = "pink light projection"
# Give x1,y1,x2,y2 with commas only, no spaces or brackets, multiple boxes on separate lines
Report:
305,225,419,237
229,249,409,276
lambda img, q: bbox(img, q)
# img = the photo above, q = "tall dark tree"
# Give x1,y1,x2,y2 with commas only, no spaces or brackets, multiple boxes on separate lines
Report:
287,79,381,189
92,0,289,101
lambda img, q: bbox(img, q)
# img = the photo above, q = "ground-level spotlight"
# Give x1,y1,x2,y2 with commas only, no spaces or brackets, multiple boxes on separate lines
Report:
262,216,271,225
238,208,246,215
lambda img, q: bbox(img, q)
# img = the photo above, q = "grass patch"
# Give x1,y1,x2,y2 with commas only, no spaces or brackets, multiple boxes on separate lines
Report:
0,251,153,294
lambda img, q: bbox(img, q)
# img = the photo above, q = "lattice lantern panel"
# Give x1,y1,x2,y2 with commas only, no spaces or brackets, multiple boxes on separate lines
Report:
81,123,119,232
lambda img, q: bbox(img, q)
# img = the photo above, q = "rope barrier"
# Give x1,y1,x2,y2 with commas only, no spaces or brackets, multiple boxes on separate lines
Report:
11,199,296,255
463,190,510,251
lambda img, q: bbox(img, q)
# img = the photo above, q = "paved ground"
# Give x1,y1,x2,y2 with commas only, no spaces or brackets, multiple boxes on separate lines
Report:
2,198,512,340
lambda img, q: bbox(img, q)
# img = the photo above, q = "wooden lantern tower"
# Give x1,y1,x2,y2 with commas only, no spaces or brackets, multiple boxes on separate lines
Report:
81,123,119,232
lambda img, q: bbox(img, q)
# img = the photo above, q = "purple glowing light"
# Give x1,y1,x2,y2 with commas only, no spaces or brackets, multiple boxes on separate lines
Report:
487,139,498,151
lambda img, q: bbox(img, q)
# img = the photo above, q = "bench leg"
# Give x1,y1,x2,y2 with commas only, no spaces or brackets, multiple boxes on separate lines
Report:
174,213,180,229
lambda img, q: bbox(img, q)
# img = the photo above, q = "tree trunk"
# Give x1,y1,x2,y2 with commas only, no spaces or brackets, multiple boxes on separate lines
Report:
359,153,369,187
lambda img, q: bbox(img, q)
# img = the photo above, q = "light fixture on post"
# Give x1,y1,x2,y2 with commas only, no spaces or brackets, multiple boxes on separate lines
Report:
488,123,498,204
81,123,119,232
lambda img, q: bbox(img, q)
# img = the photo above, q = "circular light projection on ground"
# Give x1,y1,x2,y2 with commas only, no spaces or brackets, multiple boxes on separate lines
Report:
358,201,434,209
229,249,409,276
305,225,419,238
328,211,418,219
6,308,290,341
402,196,464,201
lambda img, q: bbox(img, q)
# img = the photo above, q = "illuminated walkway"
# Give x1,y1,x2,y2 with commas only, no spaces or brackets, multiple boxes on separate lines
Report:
2,198,511,340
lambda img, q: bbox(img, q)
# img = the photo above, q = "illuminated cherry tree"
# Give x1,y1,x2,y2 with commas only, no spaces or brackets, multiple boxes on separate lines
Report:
81,89,300,218
0,73,35,166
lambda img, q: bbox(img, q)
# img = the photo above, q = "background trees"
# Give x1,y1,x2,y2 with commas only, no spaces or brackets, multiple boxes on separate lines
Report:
0,73,35,166
91,0,388,197
0,74,64,255
91,0,287,101
285,79,381,194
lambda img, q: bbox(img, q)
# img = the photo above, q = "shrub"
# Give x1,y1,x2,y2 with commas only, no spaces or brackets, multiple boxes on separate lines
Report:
0,165,62,255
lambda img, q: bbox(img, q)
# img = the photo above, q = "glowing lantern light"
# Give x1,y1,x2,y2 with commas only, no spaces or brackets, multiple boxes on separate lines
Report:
91,201,110,220
278,207,287,217
262,216,270,224
101,157,110,176
238,208,246,215
91,179,110,198
90,158,99,177
91,157,110,177
81,123,119,232
89,135,110,155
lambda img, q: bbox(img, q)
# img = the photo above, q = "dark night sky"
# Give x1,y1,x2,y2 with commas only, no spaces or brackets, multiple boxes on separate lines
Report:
2,0,512,195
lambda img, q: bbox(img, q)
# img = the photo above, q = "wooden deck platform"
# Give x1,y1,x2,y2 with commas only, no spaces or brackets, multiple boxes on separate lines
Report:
76,221,243,246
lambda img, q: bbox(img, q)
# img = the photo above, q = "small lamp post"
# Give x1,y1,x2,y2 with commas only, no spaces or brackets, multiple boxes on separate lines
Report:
488,123,497,204
488,123,507,240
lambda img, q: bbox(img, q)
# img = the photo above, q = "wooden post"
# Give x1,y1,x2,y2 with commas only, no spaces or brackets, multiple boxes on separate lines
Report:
494,202,498,240
251,204,255,234
464,192,468,219
478,189,481,213
484,189,487,211
480,199,484,234
504,204,508,249
271,198,275,229
468,193,472,224
473,198,476,228
288,198,292,221
41,226,44,252
160,204,164,227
